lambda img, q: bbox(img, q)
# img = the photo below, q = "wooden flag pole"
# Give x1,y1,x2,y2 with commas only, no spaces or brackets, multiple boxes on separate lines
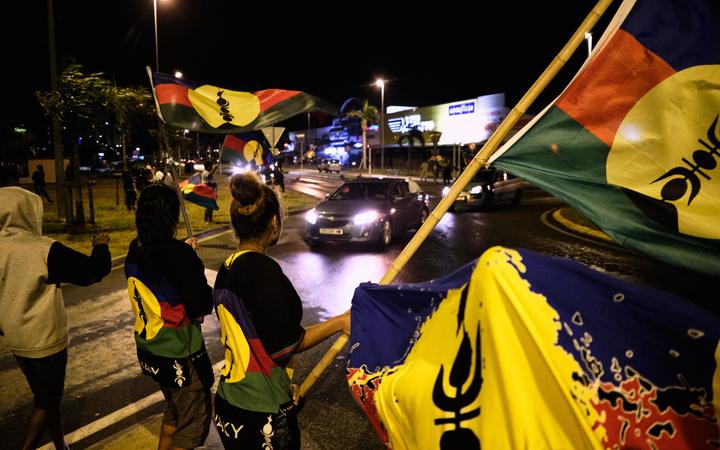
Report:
299,0,615,399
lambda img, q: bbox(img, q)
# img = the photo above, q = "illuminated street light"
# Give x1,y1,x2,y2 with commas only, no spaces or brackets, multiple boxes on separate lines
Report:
584,32,593,58
174,71,183,78
375,79,385,169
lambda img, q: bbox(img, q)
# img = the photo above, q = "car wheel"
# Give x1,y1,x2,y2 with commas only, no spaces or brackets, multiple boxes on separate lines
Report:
381,220,392,247
512,189,523,206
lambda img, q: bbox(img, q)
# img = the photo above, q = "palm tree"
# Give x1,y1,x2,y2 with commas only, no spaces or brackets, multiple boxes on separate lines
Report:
397,126,425,168
345,99,379,172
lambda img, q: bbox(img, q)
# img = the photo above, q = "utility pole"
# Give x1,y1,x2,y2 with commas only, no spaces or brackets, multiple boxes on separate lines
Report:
47,0,65,218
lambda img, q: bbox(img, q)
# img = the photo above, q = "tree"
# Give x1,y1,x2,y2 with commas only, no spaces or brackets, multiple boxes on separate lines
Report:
397,126,425,168
36,63,113,177
106,86,154,169
345,99,379,171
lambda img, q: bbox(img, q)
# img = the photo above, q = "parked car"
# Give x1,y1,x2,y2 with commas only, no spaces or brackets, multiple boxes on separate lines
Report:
443,167,527,211
318,158,342,173
305,177,429,248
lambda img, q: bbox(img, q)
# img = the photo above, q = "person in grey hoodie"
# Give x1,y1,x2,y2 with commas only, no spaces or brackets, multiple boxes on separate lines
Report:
0,187,111,450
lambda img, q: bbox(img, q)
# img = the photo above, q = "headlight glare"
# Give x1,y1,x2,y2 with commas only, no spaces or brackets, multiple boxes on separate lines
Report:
353,210,381,225
305,209,318,224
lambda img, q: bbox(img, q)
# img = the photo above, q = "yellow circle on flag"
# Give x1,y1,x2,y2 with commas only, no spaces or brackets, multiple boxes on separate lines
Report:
188,84,260,128
243,140,264,165
607,65,720,239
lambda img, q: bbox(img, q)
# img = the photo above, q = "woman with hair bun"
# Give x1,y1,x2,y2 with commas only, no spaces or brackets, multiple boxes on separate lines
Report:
213,172,349,450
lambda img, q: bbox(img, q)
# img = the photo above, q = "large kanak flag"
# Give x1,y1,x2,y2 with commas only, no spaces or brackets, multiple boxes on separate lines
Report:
489,0,720,277
347,246,720,450
148,70,339,134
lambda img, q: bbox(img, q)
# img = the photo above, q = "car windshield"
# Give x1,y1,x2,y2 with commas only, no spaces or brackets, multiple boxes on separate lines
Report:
329,183,389,201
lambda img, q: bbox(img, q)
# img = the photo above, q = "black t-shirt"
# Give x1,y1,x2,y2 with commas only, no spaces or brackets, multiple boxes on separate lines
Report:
214,251,304,363
125,238,213,319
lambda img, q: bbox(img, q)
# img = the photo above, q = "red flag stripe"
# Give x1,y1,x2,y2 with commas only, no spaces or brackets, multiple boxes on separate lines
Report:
256,89,302,112
156,83,193,108
556,29,675,148
223,135,248,153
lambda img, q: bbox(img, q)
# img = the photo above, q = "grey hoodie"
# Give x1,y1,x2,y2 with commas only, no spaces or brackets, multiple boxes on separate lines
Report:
0,187,66,358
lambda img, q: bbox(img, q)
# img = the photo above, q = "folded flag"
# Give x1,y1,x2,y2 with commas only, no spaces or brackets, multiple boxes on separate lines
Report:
489,0,720,277
221,132,273,168
148,69,339,134
347,246,720,450
179,174,218,210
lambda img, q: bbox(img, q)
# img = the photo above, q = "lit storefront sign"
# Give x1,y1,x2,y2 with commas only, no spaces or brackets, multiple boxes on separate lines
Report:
448,101,476,116
387,114,436,133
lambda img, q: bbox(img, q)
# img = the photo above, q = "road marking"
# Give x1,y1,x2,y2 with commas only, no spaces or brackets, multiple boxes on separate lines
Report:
540,208,634,253
38,361,226,449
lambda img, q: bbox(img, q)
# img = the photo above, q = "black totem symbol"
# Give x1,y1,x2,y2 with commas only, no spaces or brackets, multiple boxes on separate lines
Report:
216,90,234,123
432,326,482,450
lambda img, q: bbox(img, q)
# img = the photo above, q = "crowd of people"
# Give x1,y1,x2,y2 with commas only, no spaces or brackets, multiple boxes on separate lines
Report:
0,168,347,450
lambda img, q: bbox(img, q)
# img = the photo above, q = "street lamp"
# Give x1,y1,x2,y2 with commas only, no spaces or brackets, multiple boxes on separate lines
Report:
174,70,183,79
584,32,593,58
375,79,385,170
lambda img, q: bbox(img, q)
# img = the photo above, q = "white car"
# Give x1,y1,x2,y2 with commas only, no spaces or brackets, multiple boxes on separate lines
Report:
319,158,342,173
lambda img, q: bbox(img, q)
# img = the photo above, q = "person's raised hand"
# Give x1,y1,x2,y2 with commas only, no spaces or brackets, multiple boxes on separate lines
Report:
93,233,110,247
185,237,199,250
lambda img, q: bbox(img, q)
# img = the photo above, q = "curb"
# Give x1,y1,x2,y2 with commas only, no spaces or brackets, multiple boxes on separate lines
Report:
551,207,613,243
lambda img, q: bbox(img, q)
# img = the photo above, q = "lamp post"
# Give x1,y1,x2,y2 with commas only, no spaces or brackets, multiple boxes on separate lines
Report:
584,32,593,58
153,0,160,72
375,79,385,170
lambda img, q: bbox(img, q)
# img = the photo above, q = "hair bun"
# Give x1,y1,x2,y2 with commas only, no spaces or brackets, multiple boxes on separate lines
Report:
230,172,263,205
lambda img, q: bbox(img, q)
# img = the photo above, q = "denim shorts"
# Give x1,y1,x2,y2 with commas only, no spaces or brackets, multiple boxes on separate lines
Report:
14,348,68,410
214,394,300,450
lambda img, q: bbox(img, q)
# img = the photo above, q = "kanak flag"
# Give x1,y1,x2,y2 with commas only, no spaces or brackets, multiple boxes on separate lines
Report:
179,174,218,211
221,132,272,168
347,246,720,449
490,0,720,277
148,69,339,134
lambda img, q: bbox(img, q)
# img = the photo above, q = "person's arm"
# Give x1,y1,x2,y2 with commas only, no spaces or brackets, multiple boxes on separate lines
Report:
296,311,350,353
174,242,213,319
47,234,111,285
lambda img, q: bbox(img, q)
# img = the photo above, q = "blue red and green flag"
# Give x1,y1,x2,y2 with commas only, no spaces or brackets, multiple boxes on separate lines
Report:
148,69,339,134
221,132,273,168
490,0,720,277
347,246,720,449
179,174,218,211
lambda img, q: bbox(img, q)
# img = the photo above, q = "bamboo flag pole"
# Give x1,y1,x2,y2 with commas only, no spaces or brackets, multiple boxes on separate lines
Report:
299,0,615,399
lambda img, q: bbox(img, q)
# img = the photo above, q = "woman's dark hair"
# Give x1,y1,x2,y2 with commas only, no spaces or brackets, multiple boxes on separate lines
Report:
134,184,180,277
135,184,180,245
204,160,213,171
230,172,280,240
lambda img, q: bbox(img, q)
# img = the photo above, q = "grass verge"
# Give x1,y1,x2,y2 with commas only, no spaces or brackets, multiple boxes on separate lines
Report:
40,174,319,256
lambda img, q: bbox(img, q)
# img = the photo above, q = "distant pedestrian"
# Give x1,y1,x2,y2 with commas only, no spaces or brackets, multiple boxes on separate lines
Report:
441,159,454,185
432,158,440,183
121,169,137,212
419,160,430,182
0,187,111,450
274,160,285,193
31,165,53,203
201,161,218,223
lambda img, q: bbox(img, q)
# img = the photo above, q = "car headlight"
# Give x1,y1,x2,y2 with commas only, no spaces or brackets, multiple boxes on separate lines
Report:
441,186,450,197
470,186,482,194
305,209,318,224
353,210,381,225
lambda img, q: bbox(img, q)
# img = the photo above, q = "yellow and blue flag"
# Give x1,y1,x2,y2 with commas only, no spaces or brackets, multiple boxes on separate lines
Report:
347,246,720,449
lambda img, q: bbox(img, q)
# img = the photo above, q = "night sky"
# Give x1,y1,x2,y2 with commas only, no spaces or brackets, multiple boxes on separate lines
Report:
6,1,620,131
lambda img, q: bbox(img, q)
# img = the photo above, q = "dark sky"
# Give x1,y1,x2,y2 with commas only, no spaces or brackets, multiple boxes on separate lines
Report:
6,1,619,130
